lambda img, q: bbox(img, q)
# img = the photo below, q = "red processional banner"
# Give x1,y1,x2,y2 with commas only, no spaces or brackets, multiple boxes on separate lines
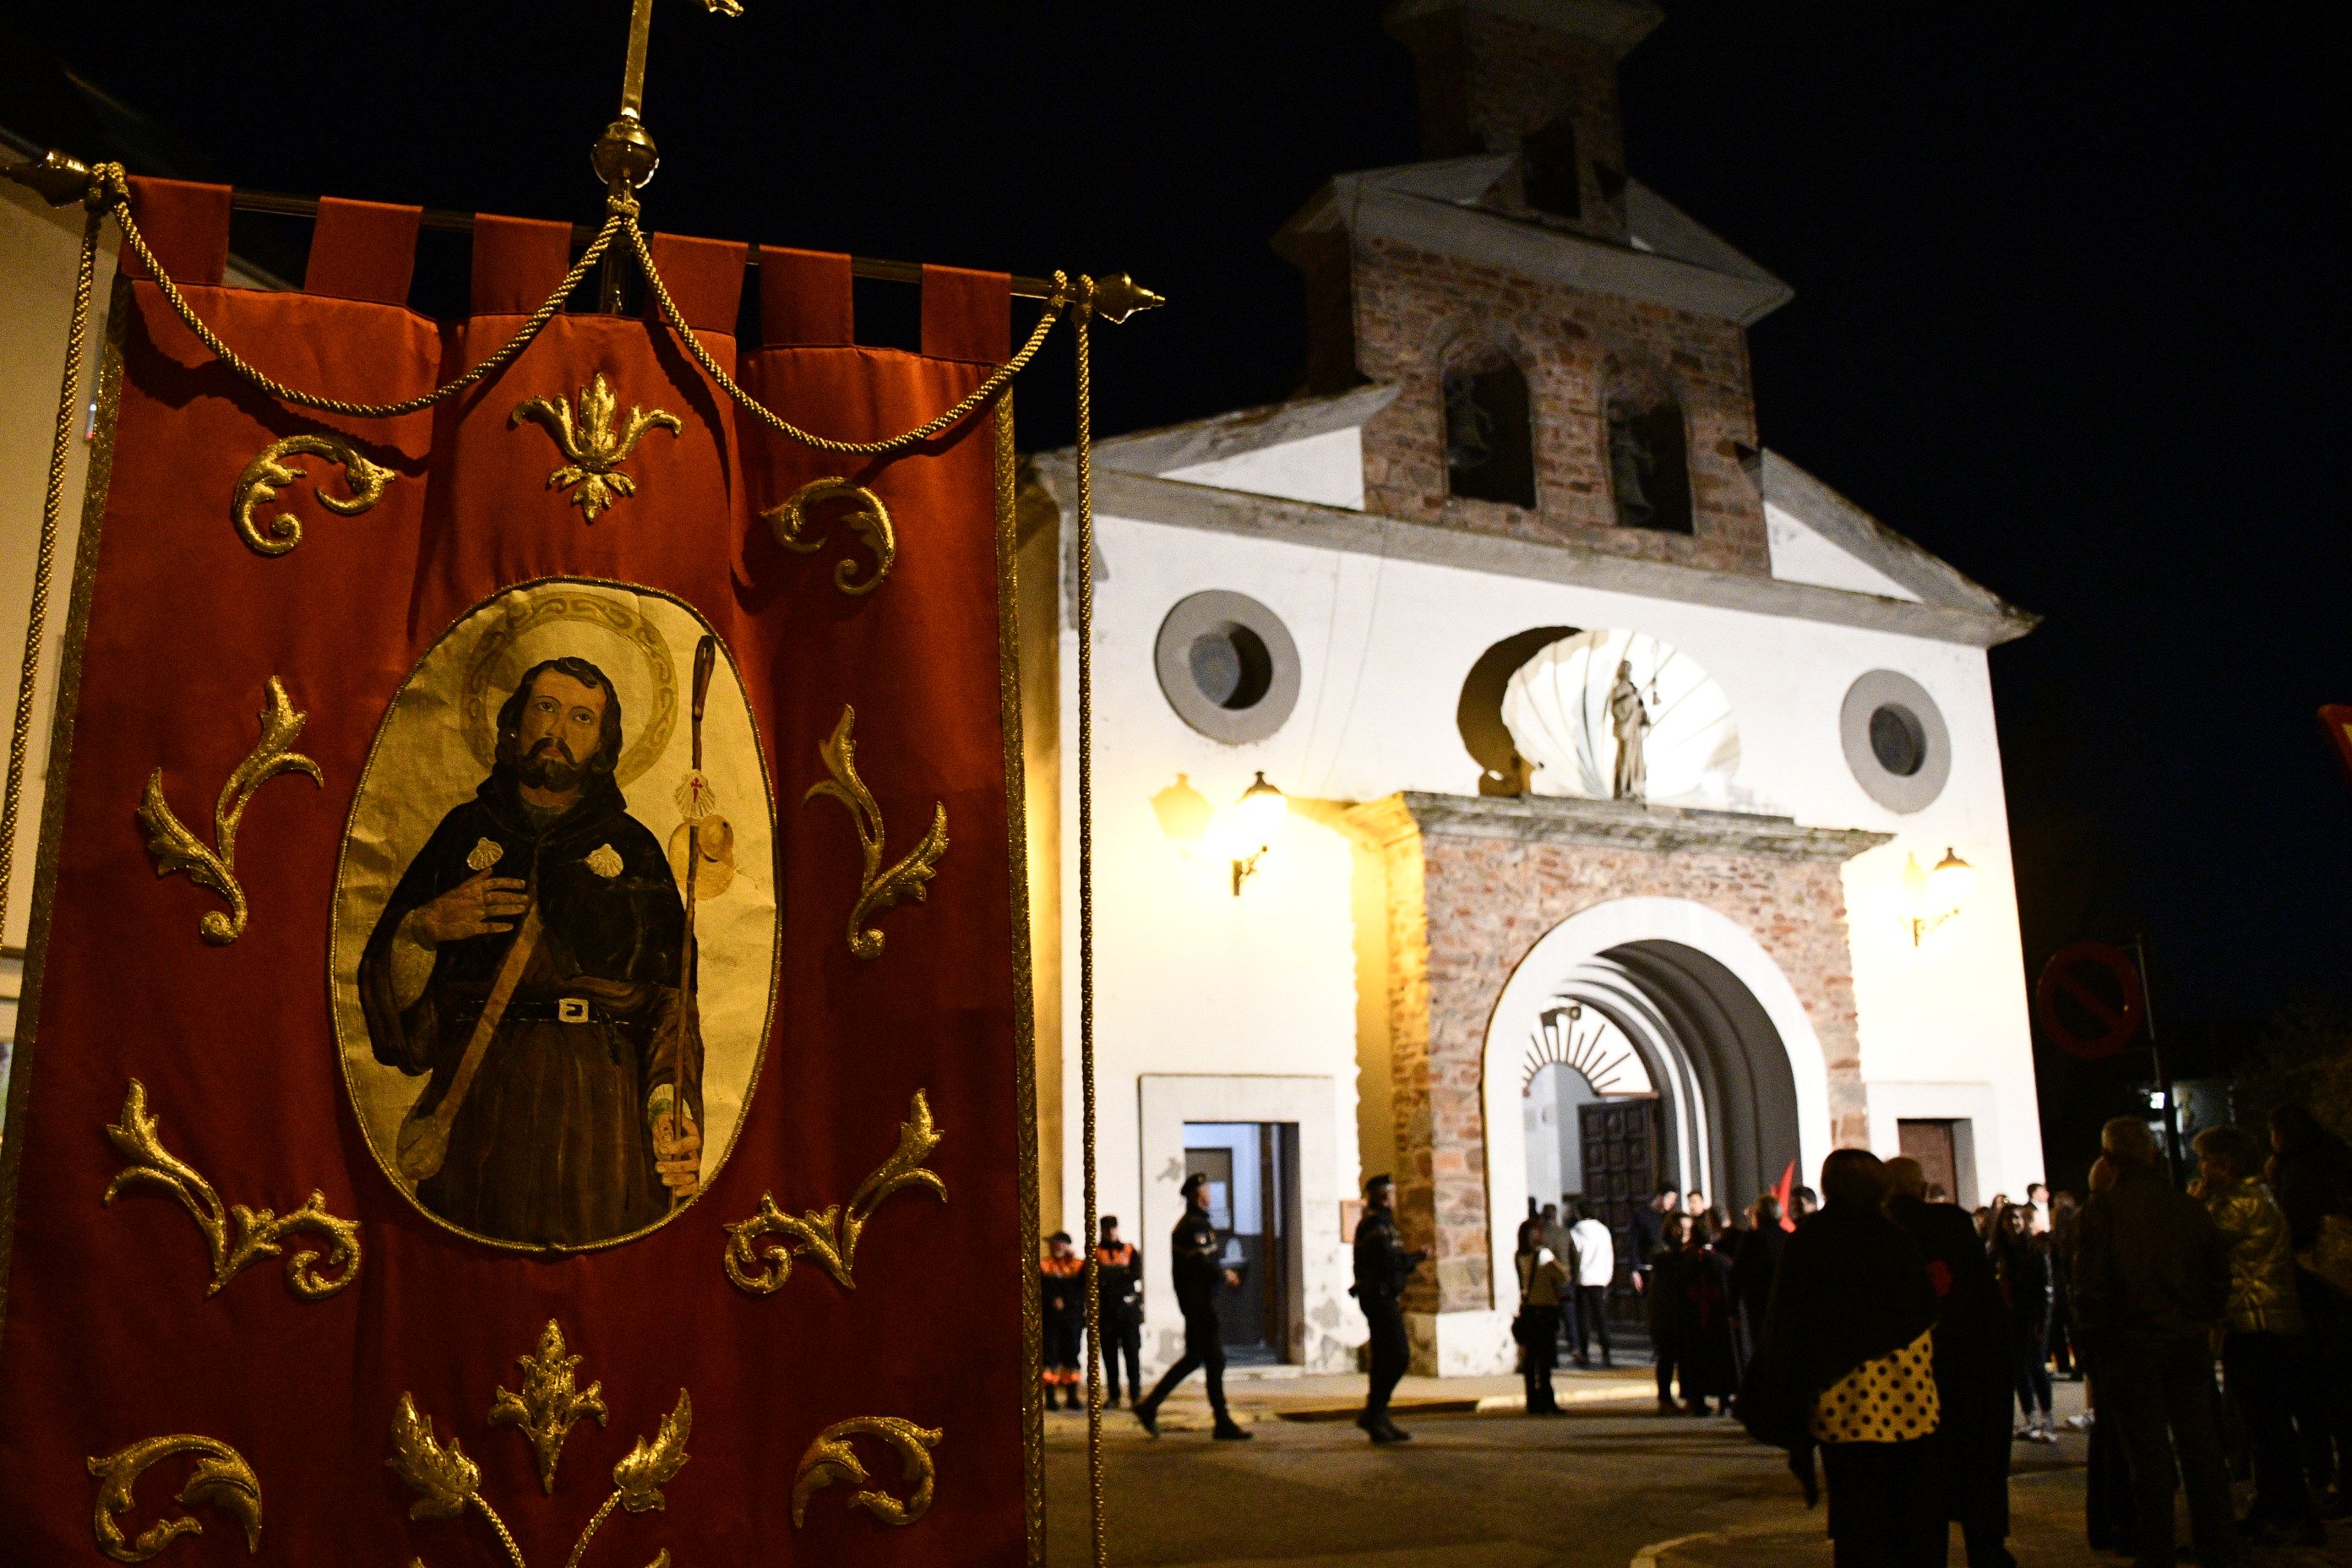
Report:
0,177,1041,1565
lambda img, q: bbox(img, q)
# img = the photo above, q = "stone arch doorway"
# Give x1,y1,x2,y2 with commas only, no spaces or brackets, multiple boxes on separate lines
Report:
1480,898,1827,1304
1340,792,1880,1373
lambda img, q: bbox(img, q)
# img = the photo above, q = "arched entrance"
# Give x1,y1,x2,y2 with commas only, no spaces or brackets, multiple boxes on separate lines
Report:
1480,898,1827,1302
1341,790,1881,1374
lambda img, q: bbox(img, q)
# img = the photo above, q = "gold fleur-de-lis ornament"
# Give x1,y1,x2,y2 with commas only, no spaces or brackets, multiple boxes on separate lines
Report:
509,373,683,522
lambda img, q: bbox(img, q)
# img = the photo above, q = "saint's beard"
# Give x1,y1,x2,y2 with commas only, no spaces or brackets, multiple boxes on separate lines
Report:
504,733,591,793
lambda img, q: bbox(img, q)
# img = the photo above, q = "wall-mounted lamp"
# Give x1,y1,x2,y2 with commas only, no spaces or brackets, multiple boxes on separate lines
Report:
1150,773,1214,844
1902,847,1975,945
1228,771,1287,896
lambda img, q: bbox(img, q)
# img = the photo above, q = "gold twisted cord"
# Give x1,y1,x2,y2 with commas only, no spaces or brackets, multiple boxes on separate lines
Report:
75,161,1077,455
1073,280,1106,1568
0,183,101,953
625,215,1069,457
102,166,624,422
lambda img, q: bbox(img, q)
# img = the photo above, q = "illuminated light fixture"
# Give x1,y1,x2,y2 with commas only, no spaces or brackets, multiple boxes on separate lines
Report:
1903,846,1974,946
1228,771,1286,896
1150,773,1214,844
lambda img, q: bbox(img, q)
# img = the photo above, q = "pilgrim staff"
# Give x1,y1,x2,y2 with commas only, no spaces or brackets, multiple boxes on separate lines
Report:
657,636,721,1207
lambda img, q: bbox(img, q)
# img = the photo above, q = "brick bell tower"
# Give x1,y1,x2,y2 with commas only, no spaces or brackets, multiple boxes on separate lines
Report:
1277,0,1794,576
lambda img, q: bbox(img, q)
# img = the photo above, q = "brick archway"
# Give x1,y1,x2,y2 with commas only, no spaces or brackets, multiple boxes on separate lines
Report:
1343,792,1887,1375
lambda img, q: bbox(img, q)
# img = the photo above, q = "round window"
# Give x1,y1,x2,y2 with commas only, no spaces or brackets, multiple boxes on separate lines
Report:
1867,704,1927,777
1840,671,1950,814
1155,591,1300,744
1188,623,1273,711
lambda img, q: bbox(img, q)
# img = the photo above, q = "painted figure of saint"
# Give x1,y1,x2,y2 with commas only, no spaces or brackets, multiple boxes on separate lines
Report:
1609,657,1650,802
357,656,704,1247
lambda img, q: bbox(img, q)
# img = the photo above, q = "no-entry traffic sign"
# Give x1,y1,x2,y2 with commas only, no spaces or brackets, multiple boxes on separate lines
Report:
2034,940,2146,1060
2322,705,2352,791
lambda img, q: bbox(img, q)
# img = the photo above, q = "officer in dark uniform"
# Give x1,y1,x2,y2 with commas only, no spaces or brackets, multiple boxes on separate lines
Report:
1039,1231,1085,1409
1353,1173,1429,1444
1135,1172,1251,1440
1095,1216,1144,1407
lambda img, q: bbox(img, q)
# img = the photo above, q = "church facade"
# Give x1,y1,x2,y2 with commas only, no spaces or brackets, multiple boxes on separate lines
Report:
1017,0,2042,1376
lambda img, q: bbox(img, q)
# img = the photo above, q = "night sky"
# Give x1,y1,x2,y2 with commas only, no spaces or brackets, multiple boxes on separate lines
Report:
13,5,2349,1063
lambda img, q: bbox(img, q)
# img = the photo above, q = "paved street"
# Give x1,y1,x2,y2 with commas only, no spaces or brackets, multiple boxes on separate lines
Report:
1044,1367,2352,1567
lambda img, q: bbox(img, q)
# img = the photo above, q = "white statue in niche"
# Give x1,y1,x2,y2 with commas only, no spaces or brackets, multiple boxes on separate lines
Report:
1498,629,1739,807
1608,658,1651,802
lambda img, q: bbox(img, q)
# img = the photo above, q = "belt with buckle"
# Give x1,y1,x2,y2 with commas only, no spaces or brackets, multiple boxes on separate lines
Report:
454,997,618,1028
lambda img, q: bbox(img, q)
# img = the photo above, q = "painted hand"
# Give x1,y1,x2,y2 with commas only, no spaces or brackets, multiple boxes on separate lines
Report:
415,870,528,943
652,1109,703,1200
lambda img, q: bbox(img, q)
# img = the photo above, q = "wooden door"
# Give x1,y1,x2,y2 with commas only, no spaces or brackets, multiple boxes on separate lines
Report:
1897,1119,1960,1206
1580,1097,1663,1308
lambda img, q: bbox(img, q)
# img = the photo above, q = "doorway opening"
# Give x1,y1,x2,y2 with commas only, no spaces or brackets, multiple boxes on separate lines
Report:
1184,1122,1302,1364
1897,1117,1978,1207
1484,904,1822,1348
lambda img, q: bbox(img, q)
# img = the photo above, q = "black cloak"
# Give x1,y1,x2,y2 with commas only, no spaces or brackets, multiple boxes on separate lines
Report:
358,764,699,1247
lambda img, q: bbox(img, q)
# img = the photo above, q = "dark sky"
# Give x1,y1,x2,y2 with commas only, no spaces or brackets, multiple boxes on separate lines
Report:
15,3,2351,1028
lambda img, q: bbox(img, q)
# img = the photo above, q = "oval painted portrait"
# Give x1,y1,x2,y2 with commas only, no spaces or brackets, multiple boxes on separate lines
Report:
331,580,778,1251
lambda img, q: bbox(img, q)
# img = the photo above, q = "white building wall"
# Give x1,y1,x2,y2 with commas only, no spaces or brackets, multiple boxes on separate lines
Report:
1766,498,1921,601
1061,427,2044,1370
1161,427,1367,511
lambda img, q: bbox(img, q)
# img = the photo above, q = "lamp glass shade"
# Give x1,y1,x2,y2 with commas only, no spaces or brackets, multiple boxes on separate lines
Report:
1900,852,1930,906
1231,771,1287,847
1928,848,1975,907
1150,773,1215,842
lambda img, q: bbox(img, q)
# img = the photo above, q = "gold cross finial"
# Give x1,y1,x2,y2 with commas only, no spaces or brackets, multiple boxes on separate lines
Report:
592,0,748,194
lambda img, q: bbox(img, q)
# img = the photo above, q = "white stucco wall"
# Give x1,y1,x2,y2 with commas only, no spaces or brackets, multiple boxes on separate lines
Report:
1162,427,1367,511
1059,423,2044,1369
1766,498,1920,601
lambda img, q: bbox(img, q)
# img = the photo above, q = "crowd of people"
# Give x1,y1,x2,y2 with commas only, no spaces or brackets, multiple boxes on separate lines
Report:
1731,1109,2352,1567
1035,1106,2352,1567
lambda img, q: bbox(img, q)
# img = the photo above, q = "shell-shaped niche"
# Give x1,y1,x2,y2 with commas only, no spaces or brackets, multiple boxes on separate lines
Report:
1499,629,1739,804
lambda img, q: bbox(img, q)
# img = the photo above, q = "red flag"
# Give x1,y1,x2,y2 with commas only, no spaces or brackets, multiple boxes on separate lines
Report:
1774,1158,1798,1231
0,180,1037,1564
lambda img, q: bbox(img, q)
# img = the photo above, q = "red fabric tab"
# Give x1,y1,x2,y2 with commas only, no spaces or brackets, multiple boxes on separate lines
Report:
470,213,573,316
921,264,1010,363
642,232,747,337
303,197,421,305
757,246,853,347
119,177,231,286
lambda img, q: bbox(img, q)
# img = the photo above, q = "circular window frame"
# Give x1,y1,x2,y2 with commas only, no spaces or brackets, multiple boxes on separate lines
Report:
1840,669,1950,814
1154,591,1301,745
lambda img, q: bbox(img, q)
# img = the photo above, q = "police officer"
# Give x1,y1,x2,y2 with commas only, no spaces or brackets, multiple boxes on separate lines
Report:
1135,1172,1251,1440
1095,1216,1144,1407
1353,1173,1429,1444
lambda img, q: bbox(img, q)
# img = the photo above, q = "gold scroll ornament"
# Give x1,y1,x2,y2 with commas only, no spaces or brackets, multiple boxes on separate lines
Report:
102,1079,359,1300
723,1091,945,1294
134,676,322,945
764,477,896,595
491,1320,608,1495
230,433,396,556
87,1435,261,1564
392,1378,689,1568
509,372,683,523
805,705,947,960
791,1417,941,1529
